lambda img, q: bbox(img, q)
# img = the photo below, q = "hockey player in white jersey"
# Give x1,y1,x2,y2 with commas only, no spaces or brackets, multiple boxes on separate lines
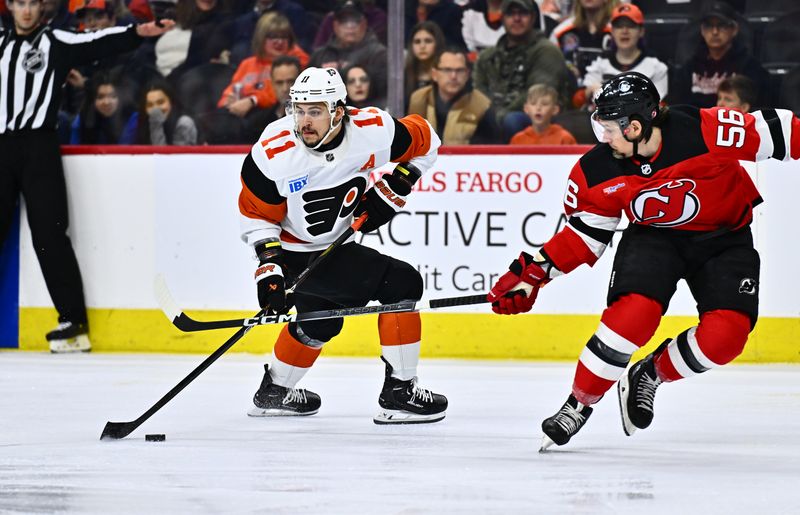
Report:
238,67,447,424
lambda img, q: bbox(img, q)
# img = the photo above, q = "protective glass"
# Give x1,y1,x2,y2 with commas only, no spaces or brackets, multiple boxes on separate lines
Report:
590,111,625,143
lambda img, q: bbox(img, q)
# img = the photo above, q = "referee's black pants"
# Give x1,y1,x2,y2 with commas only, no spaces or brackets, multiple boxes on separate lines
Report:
0,130,87,325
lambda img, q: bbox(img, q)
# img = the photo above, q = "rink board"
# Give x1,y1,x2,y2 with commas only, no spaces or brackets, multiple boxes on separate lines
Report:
12,147,800,362
16,308,800,363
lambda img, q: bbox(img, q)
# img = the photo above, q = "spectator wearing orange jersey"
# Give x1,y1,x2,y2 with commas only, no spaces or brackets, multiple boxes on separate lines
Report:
509,84,576,145
217,11,308,118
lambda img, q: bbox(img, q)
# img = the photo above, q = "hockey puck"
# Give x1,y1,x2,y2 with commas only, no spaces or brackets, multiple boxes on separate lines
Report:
145,434,166,442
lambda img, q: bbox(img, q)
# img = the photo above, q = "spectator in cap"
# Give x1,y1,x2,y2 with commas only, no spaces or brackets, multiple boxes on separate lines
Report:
550,0,616,83
61,0,139,117
582,3,668,106
308,0,387,100
473,0,571,141
312,0,387,50
669,0,769,108
69,0,118,30
405,0,466,50
461,0,558,55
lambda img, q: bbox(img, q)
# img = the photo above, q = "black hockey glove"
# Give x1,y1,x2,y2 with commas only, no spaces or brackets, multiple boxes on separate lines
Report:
254,241,291,314
355,162,422,233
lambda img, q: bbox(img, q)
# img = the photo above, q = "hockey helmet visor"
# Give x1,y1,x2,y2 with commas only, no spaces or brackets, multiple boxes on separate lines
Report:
590,111,626,143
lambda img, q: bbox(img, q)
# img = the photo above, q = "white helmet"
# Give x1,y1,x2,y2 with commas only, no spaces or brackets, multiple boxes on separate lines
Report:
289,67,347,112
289,67,348,150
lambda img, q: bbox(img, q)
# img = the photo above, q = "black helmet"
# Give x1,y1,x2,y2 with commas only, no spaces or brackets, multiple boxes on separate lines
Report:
594,72,660,136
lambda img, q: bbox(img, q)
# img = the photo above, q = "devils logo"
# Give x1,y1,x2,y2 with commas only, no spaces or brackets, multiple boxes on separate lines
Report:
630,179,700,227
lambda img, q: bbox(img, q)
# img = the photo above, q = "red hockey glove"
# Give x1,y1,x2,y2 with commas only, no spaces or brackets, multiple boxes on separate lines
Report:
487,252,548,315
355,162,422,233
254,241,291,314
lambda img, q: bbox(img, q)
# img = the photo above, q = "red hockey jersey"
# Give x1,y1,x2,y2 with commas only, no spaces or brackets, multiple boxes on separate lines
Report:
542,105,800,274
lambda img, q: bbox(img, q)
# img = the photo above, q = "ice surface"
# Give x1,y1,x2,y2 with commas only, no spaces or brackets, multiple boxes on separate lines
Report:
1,353,798,514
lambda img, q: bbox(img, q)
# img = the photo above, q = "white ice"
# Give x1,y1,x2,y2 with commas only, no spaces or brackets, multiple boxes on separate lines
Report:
1,353,798,514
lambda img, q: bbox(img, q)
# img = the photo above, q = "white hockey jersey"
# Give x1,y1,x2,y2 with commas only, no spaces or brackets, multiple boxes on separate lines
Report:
583,53,669,100
239,107,440,252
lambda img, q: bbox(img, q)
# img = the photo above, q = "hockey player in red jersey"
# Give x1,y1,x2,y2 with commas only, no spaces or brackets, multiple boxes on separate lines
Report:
238,67,447,424
487,71,800,450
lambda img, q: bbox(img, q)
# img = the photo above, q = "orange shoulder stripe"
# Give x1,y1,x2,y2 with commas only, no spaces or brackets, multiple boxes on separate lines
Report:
394,114,433,163
238,180,287,224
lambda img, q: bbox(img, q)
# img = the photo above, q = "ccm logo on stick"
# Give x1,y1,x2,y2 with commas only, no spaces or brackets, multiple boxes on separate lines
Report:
244,314,296,326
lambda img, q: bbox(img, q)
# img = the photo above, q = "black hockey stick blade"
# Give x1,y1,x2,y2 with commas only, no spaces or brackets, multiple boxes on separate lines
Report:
100,317,259,440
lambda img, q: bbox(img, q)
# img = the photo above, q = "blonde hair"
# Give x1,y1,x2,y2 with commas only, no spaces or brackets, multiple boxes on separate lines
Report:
574,0,618,31
526,84,559,105
252,12,295,60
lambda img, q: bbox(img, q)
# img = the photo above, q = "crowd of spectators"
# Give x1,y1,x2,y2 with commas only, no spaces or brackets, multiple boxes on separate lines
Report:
1,0,798,146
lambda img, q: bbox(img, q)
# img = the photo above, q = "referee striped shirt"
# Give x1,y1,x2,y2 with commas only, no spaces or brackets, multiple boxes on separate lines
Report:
0,24,142,133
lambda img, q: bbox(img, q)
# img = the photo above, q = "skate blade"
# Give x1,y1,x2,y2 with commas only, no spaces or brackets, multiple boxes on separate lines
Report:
617,377,637,436
539,435,557,453
247,407,318,417
373,408,446,425
49,335,91,354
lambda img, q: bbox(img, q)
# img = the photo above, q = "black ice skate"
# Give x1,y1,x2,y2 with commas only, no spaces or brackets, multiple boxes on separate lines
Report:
540,394,594,451
618,343,665,436
373,357,447,425
46,321,90,353
247,365,321,417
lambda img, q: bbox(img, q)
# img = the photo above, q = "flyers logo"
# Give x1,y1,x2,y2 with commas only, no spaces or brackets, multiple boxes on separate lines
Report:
301,177,367,236
630,179,699,227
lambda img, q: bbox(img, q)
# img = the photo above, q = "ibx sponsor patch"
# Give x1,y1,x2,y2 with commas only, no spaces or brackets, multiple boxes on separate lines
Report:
288,175,309,193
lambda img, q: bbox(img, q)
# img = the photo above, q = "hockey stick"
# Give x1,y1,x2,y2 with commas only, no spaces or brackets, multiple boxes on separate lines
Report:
100,214,367,440
156,276,490,331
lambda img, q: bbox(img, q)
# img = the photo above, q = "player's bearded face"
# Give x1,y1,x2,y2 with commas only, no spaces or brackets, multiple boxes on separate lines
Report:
294,103,332,146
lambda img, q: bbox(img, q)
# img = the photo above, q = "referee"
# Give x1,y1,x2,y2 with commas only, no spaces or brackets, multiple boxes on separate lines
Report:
0,0,173,352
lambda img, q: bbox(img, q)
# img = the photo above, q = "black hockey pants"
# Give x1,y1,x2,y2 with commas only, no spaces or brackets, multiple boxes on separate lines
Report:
0,130,87,324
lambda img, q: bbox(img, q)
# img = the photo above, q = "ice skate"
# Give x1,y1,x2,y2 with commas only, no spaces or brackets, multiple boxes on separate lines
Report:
46,322,91,353
540,394,593,451
373,357,447,425
618,344,664,436
248,365,321,417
